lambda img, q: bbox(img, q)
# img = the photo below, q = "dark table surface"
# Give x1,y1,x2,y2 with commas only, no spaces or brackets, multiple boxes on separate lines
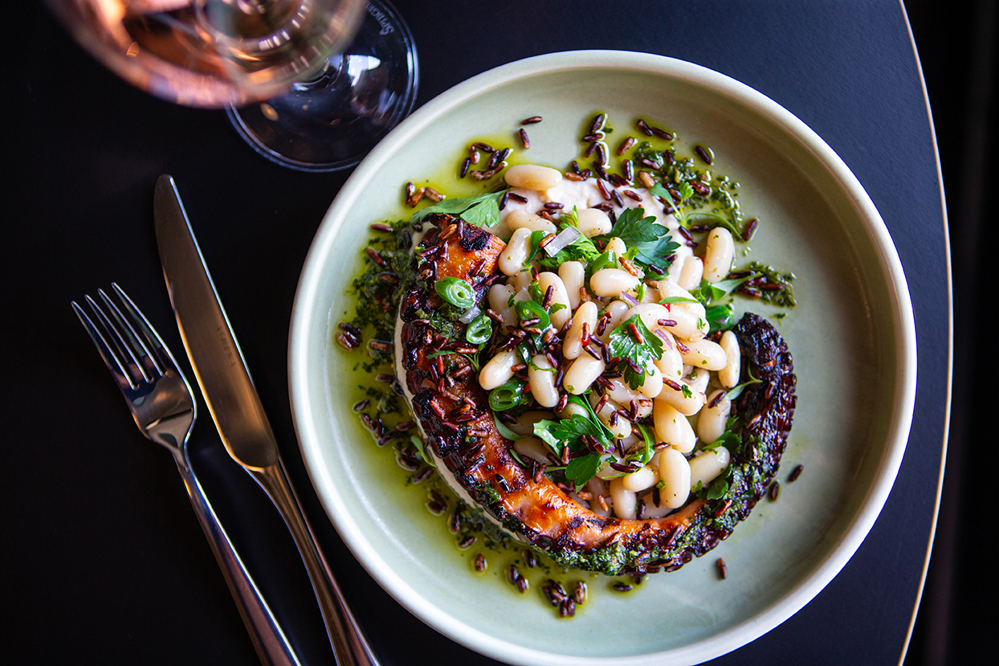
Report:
5,1,949,664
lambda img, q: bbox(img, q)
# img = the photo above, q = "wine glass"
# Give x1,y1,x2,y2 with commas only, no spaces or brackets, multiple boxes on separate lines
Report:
46,0,419,171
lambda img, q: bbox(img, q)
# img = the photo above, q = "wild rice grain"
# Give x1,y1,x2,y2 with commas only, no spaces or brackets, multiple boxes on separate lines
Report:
695,144,714,164
460,157,471,178
788,464,804,482
769,480,780,501
717,558,728,579
474,554,487,572
617,137,636,156
521,116,543,125
519,128,530,149
589,113,606,134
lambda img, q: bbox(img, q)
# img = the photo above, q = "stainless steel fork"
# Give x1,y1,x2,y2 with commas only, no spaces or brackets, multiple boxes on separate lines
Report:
73,284,301,666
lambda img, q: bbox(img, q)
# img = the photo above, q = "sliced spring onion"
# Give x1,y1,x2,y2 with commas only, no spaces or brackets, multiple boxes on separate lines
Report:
435,277,475,309
515,299,550,330
542,226,581,256
465,314,493,344
489,379,527,411
588,249,617,273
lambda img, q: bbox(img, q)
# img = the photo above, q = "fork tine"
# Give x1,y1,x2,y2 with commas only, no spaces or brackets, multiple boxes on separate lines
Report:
98,286,163,381
111,283,176,375
72,299,137,391
85,293,150,385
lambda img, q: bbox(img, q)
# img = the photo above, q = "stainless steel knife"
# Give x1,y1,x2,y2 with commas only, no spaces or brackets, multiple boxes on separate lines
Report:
154,174,378,666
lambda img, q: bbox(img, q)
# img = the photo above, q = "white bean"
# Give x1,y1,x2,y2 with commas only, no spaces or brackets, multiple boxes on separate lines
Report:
702,227,735,283
576,208,612,237
563,301,598,360
656,447,691,509
528,355,559,408
622,465,659,492
600,300,632,341
511,269,532,293
719,330,741,388
605,378,654,419
653,331,685,380
559,261,585,310
488,284,517,327
605,237,628,258
499,227,532,276
678,255,704,292
636,361,664,399
697,391,731,444
563,355,605,395
624,303,670,333
688,367,710,394
505,208,557,234
590,268,639,298
587,477,610,516
537,272,571,329
478,349,517,390
679,338,728,371
594,397,631,439
609,477,637,519
504,164,563,191
513,437,553,465
657,281,708,340
604,377,642,408
656,381,705,416
558,400,590,420
688,446,732,490
653,400,696,452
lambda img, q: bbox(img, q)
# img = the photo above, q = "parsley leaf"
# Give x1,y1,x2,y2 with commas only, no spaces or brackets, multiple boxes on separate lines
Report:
598,207,679,271
565,454,604,489
533,414,608,458
605,207,666,244
607,315,664,389
412,191,503,228
532,396,614,490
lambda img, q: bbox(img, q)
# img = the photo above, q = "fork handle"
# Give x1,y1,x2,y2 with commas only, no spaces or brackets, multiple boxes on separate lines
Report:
174,453,302,666
251,457,379,666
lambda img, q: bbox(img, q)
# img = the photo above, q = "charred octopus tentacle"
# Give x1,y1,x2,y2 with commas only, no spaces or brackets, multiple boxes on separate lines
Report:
397,214,796,575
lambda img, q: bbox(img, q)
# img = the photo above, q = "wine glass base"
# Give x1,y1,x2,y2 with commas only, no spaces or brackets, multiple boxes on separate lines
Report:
227,0,419,172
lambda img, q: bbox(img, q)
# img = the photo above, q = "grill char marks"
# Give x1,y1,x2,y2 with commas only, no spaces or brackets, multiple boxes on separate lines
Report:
396,216,796,575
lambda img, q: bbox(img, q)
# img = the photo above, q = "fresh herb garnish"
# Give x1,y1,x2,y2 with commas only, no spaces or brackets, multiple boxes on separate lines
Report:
599,207,679,271
607,315,665,389
413,191,504,228
532,396,615,490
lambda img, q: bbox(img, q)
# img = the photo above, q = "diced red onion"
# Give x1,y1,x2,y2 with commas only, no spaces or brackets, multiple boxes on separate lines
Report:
653,327,674,348
620,291,639,306
543,226,581,256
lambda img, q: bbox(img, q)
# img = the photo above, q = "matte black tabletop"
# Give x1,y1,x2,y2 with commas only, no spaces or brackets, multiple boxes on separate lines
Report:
5,1,948,664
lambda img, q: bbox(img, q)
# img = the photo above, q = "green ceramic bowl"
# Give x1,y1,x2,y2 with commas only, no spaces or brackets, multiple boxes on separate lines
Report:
289,51,917,665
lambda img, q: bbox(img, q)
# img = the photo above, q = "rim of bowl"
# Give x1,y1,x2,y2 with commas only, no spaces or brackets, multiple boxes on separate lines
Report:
289,50,918,666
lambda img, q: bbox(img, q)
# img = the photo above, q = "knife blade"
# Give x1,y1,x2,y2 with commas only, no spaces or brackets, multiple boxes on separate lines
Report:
154,174,377,666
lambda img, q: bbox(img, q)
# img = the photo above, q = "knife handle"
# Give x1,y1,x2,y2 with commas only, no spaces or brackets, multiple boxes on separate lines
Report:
174,452,302,666
253,457,379,666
